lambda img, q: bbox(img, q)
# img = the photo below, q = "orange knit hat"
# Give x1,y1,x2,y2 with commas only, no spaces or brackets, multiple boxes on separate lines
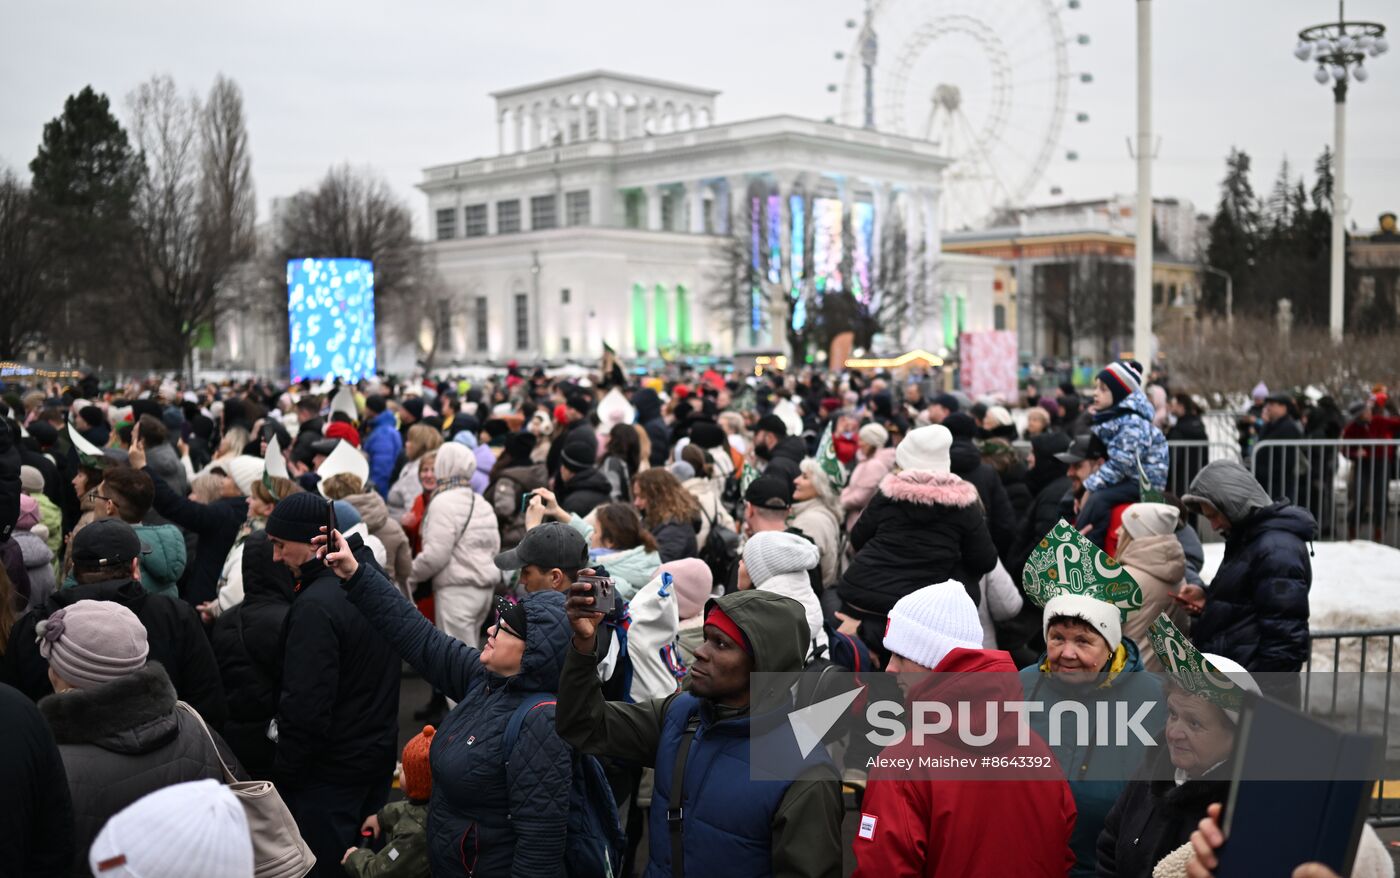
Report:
400,725,435,801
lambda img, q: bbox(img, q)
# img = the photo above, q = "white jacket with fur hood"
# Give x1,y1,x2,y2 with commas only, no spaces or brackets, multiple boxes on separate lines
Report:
409,442,501,592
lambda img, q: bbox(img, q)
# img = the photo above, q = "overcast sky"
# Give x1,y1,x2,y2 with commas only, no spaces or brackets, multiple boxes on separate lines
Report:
4,0,1397,235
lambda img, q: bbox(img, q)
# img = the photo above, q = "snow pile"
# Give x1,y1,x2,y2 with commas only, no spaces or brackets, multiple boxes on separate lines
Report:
1201,540,1400,633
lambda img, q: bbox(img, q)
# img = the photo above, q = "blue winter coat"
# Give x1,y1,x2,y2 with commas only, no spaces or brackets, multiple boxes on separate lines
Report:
1018,637,1164,876
1084,390,1168,494
363,410,403,497
344,563,571,878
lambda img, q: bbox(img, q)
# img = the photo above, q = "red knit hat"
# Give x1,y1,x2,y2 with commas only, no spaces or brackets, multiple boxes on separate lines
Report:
704,605,752,655
324,421,360,449
400,725,434,801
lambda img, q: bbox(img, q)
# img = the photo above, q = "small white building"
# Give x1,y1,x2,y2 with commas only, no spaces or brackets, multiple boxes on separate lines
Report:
419,70,972,366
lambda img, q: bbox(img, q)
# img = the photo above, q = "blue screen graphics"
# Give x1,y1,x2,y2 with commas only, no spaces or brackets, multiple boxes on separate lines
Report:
287,258,377,382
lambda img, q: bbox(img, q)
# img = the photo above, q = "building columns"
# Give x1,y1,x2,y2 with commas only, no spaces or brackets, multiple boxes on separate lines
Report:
688,181,707,233
646,185,664,232
724,175,748,235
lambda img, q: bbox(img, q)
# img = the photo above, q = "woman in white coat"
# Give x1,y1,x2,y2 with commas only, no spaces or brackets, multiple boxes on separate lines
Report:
791,458,844,589
408,442,501,648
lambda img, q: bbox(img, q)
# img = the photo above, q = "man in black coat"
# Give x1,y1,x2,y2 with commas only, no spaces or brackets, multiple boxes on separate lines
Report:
210,530,295,779
4,519,228,728
0,683,74,878
554,433,613,518
1255,393,1306,503
545,391,597,478
266,493,400,878
942,413,1017,561
753,414,806,471
128,432,246,605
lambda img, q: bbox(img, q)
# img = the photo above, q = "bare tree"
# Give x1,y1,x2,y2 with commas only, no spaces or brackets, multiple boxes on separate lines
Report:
0,171,52,358
270,164,434,371
124,73,256,376
1037,246,1133,361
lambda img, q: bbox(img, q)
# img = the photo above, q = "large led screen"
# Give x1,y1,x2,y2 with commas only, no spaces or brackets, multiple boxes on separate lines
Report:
287,258,377,382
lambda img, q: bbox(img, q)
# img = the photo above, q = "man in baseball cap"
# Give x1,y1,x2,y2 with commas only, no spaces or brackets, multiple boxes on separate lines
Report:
494,521,590,594
71,518,151,578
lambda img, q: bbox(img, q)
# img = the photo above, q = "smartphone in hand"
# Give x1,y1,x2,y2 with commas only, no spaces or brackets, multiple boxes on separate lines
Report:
575,574,617,620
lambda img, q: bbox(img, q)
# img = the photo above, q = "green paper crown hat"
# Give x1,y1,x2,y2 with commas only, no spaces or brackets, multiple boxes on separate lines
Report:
1021,519,1144,622
1147,613,1253,716
815,422,848,488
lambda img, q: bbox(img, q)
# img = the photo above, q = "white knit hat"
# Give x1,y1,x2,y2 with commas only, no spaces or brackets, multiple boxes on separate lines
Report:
1043,592,1122,654
742,530,819,586
214,455,265,497
1120,502,1180,541
883,582,984,670
985,405,1013,428
895,424,952,474
858,423,889,449
1198,653,1262,725
89,780,253,878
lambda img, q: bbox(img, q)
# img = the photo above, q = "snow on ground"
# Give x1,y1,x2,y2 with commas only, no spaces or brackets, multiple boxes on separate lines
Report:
1201,540,1400,633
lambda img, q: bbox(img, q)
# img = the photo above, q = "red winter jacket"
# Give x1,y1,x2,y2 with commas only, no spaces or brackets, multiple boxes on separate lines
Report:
851,648,1078,878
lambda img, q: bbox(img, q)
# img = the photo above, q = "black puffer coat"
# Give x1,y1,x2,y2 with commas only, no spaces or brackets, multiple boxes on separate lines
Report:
274,556,400,791
650,518,698,563
345,564,572,878
556,466,613,518
1185,461,1315,672
1095,745,1232,878
7,578,227,728
40,663,229,877
0,682,73,878
210,531,294,778
946,421,1018,560
838,470,999,616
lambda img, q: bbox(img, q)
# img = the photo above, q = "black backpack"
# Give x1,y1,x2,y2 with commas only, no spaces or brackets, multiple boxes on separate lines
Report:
697,506,740,587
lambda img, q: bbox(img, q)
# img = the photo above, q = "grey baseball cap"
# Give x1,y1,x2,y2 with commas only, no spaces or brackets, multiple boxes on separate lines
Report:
493,521,589,572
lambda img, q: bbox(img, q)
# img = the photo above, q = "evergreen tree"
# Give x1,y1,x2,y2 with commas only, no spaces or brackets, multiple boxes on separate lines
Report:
1204,148,1261,317
29,86,142,364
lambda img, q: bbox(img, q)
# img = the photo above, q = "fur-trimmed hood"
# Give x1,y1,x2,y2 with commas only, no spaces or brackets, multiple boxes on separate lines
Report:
879,469,981,508
39,662,179,753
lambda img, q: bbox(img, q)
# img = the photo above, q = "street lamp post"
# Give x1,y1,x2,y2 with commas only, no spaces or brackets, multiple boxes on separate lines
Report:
1295,1,1387,342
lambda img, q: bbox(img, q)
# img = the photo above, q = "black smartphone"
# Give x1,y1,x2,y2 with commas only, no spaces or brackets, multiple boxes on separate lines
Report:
520,490,536,514
326,496,338,538
575,574,617,619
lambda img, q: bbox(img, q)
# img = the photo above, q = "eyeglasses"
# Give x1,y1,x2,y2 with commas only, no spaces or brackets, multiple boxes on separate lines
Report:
92,493,113,504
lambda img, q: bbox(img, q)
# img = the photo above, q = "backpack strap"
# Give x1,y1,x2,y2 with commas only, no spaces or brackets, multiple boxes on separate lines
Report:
503,692,555,758
667,712,702,878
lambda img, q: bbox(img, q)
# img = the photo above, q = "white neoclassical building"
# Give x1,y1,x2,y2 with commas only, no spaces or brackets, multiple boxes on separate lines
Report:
420,70,989,366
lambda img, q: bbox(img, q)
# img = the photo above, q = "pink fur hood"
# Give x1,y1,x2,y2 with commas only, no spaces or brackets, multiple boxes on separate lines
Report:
879,470,981,507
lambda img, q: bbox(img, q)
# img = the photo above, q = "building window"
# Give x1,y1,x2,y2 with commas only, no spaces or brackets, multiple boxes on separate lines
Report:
474,297,488,350
530,195,557,230
566,191,591,226
661,191,676,231
497,200,521,234
561,336,571,354
994,304,1007,330
561,288,571,305
464,204,487,237
436,299,454,355
435,208,456,240
514,293,529,350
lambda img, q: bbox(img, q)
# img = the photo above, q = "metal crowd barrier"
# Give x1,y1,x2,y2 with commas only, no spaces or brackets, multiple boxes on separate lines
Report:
1250,439,1400,548
1305,627,1400,826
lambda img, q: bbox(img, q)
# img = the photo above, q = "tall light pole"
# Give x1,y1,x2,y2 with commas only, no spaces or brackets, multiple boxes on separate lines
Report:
1132,0,1154,364
1295,2,1387,342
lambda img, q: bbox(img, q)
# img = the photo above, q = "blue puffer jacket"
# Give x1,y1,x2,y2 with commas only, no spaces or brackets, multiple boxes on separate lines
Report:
646,692,833,878
1185,460,1315,671
362,410,403,497
1084,390,1168,493
344,563,571,878
1018,637,1165,877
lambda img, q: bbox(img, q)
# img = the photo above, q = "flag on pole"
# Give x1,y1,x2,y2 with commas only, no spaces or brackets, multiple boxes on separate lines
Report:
815,423,848,488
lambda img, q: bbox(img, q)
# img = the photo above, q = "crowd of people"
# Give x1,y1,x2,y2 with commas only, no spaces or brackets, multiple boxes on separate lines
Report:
0,358,1391,878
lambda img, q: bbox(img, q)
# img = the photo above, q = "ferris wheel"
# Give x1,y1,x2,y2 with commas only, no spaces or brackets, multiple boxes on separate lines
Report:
836,0,1086,230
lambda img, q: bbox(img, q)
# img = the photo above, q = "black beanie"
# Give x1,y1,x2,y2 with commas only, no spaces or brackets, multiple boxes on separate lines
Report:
560,434,597,471
265,492,331,544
